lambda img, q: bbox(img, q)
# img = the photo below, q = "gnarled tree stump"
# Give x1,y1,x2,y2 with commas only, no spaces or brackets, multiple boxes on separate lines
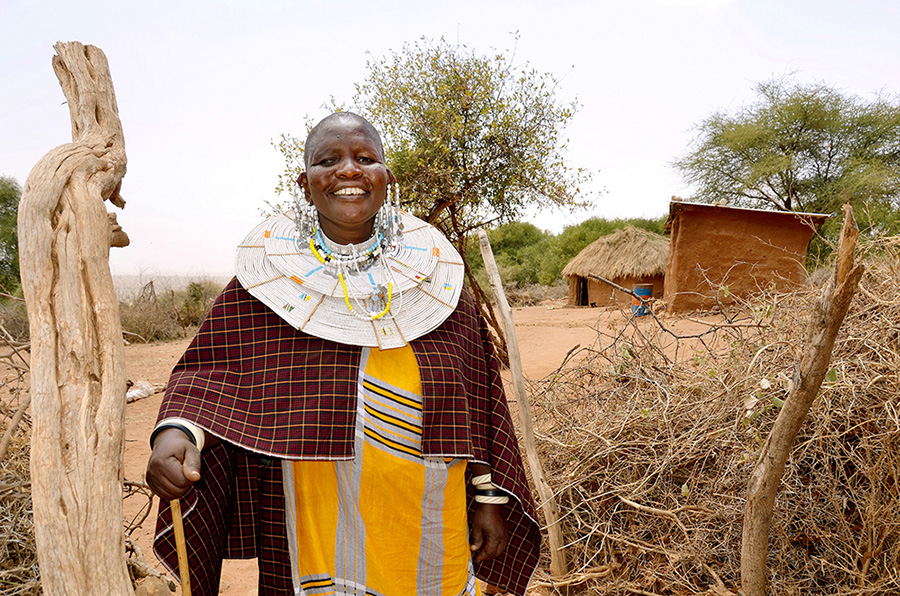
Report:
18,41,132,595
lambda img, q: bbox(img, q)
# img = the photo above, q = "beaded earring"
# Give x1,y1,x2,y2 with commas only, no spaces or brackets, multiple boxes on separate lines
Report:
291,177,318,241
378,178,404,252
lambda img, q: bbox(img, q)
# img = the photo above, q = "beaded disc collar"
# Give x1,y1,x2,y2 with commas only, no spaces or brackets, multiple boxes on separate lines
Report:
234,212,465,349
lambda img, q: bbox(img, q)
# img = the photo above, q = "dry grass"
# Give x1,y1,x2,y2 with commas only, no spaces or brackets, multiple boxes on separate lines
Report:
527,237,900,594
0,427,38,595
0,343,38,595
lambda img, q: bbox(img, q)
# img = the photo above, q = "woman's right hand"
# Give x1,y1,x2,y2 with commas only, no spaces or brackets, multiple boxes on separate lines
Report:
146,428,203,501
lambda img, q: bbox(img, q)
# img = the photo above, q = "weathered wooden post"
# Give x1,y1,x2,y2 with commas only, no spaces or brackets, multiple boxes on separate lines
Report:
478,229,568,578
18,41,133,595
741,204,864,596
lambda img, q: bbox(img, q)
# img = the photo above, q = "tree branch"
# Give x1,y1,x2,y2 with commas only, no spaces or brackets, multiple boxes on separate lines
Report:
740,203,864,596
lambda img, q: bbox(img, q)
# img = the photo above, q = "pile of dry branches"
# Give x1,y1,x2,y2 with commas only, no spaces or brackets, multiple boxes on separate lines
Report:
0,335,166,594
530,238,900,595
0,339,38,595
0,430,37,595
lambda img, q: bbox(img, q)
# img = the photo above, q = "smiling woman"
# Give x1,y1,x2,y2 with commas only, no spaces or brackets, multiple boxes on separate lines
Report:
145,113,541,596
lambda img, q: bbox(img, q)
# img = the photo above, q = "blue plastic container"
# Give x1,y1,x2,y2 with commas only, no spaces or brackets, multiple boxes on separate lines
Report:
632,283,653,316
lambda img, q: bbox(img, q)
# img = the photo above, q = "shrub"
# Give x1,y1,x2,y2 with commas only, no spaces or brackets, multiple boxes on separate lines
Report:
175,280,221,327
504,282,567,307
119,278,225,342
0,298,29,342
118,297,182,342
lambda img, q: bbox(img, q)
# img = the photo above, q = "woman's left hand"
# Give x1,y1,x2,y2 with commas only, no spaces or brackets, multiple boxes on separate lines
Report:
470,503,508,562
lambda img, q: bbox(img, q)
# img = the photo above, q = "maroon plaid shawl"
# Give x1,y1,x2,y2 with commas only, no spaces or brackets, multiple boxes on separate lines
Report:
154,278,541,595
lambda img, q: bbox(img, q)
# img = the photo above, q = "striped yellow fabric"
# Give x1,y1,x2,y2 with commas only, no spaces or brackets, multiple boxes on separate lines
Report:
282,345,480,596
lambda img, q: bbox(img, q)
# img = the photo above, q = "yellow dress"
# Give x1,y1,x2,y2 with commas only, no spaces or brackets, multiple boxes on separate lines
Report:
281,345,481,596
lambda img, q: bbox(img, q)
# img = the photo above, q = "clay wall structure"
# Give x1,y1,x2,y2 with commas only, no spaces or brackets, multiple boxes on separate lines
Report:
663,201,829,312
569,273,666,308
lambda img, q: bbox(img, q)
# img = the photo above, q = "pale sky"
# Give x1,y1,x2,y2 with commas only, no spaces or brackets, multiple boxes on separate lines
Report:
2,0,899,277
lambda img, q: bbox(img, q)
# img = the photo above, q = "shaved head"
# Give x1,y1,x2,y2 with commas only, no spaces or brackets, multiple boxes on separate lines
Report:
304,112,384,169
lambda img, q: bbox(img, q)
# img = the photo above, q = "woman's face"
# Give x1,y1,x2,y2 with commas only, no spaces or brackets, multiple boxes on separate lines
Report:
299,118,391,245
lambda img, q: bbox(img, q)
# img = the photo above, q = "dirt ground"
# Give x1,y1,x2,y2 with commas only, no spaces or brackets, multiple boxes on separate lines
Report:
122,303,707,595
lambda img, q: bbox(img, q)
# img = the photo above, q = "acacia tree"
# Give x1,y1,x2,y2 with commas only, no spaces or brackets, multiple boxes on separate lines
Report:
357,38,587,231
277,38,587,227
675,78,900,232
275,37,589,348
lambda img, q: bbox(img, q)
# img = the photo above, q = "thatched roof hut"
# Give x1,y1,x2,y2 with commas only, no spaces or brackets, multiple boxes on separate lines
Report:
562,226,669,307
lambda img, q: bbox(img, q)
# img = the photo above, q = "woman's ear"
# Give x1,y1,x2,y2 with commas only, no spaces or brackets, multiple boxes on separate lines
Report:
297,172,312,204
387,169,397,184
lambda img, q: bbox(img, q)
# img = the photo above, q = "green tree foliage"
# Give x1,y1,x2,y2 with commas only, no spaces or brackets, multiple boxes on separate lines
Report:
357,38,588,234
465,222,551,287
275,37,589,244
468,216,667,288
675,78,900,237
0,176,21,293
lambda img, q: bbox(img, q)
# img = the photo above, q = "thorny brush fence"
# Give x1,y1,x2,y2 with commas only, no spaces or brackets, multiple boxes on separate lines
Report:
527,237,900,595
0,423,35,595
0,311,35,595
0,316,170,594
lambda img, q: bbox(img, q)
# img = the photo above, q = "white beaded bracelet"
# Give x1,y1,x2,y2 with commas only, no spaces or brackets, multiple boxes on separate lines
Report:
152,417,206,451
474,494,510,505
471,473,493,487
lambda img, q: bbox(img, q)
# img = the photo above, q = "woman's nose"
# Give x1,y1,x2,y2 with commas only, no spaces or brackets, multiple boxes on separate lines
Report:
335,157,362,177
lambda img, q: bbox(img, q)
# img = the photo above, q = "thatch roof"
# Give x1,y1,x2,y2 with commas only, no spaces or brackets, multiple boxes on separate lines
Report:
562,226,669,280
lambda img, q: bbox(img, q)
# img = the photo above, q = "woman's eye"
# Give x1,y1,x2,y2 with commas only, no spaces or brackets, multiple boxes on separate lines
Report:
358,156,375,164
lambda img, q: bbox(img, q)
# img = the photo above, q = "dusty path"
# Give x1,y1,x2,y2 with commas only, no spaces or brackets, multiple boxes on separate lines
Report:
122,304,639,595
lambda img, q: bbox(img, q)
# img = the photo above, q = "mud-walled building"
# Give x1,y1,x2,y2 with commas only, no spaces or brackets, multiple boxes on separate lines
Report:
663,201,829,312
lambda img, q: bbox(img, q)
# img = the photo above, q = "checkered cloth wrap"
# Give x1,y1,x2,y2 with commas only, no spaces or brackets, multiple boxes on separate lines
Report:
153,278,541,596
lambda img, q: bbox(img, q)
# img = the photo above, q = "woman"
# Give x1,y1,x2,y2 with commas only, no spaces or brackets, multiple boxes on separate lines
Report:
146,112,540,596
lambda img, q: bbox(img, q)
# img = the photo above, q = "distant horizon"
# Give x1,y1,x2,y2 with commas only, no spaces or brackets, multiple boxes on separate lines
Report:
108,209,675,278
111,272,233,300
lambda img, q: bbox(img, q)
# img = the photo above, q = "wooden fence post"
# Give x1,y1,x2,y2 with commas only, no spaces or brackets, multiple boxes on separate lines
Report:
478,229,569,577
18,41,133,595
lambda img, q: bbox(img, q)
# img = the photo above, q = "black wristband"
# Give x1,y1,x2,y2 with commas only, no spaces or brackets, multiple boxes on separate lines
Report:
473,488,508,498
150,422,197,449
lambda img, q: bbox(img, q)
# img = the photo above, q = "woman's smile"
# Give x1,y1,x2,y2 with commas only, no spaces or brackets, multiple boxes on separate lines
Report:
332,187,367,196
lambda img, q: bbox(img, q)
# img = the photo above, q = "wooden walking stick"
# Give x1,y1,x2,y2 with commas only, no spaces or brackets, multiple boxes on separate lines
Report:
170,499,192,596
